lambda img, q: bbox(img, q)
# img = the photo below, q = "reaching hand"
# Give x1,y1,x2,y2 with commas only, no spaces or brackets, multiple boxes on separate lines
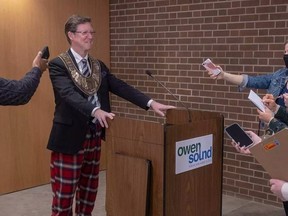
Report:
230,131,261,155
262,94,277,112
246,130,262,144
231,140,252,154
270,179,286,201
150,101,176,117
257,107,274,124
93,109,115,128
208,66,224,80
32,51,48,72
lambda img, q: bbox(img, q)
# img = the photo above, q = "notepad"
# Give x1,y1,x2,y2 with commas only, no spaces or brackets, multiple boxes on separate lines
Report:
249,128,288,181
248,90,266,112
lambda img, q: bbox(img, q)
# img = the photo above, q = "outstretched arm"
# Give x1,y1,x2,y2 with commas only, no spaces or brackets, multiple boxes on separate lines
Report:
208,66,244,85
0,51,48,105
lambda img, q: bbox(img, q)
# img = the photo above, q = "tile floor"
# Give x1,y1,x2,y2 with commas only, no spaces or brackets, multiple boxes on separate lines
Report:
0,171,286,216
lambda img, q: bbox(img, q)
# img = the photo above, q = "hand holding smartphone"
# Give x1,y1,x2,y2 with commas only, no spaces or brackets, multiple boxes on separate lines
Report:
225,123,254,148
41,46,50,59
202,58,221,76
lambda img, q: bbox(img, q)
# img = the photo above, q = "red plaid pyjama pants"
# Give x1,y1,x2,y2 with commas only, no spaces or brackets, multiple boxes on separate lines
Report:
50,126,102,216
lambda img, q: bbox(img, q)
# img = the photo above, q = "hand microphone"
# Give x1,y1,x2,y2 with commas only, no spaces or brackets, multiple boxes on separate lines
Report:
145,70,192,122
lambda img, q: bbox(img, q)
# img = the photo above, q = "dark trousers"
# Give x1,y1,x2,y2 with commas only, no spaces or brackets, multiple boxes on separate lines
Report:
283,201,288,216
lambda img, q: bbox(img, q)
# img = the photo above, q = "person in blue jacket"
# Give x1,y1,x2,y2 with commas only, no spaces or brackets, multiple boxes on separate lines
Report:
207,40,288,107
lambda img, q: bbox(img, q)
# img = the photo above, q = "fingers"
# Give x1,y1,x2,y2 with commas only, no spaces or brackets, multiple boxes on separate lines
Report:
156,106,176,117
167,105,176,109
32,51,45,69
231,140,251,154
150,102,176,117
101,113,115,128
269,179,277,185
245,131,254,136
94,110,115,128
155,110,165,117
209,72,219,80
269,179,285,185
263,99,276,110
256,109,262,115
231,140,240,151
37,51,42,58
263,94,274,100
283,94,288,106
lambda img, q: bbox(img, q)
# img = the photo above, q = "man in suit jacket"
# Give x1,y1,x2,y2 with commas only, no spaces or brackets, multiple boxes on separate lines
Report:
0,51,47,105
47,15,175,216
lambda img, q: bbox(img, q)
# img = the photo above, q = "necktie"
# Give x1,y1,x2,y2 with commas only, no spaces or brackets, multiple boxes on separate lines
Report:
81,59,90,77
80,59,100,123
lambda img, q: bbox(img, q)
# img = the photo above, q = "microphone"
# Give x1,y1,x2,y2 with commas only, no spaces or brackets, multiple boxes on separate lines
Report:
145,70,192,122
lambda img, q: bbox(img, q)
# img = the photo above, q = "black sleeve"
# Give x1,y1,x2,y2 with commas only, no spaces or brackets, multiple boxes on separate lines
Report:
274,106,288,125
268,118,287,133
98,60,151,110
0,67,42,105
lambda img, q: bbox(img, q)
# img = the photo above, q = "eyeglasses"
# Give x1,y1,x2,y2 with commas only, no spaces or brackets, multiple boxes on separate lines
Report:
73,31,96,36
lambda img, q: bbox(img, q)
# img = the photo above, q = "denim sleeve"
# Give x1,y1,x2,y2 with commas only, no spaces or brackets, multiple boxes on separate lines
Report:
244,74,273,89
238,74,249,91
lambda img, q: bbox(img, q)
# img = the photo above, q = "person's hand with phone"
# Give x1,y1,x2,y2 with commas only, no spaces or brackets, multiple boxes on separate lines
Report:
32,51,48,73
230,130,262,154
33,46,49,73
207,66,224,80
202,59,224,79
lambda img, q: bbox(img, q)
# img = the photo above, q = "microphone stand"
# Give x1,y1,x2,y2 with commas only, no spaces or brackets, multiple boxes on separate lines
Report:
146,70,192,123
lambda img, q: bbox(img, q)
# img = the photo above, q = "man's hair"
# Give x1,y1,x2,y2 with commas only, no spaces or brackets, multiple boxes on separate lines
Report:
64,15,92,44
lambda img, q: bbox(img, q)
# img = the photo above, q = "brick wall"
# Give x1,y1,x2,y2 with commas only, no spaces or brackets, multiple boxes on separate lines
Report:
109,0,288,207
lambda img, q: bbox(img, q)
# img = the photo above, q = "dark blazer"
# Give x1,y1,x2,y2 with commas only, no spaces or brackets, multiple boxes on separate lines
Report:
0,67,42,105
47,49,151,154
269,106,288,133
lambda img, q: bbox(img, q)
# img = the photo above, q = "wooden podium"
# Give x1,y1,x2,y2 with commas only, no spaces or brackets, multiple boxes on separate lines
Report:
106,109,224,216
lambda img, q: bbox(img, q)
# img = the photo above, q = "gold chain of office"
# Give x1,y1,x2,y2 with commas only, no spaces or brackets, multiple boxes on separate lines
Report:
59,52,101,96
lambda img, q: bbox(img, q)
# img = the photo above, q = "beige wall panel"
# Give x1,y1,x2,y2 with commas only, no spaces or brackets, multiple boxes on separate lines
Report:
0,0,109,194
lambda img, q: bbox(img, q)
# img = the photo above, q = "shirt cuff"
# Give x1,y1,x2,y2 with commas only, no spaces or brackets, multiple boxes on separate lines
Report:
91,107,100,117
281,183,288,201
238,74,248,92
147,99,153,108
268,117,275,125
274,105,280,114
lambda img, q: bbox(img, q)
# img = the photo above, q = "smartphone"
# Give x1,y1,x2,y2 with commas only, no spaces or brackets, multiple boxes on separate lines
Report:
202,58,221,75
41,46,50,59
225,123,254,148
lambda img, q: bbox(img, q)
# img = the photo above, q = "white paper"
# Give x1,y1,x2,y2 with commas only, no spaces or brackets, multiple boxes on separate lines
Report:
248,90,266,112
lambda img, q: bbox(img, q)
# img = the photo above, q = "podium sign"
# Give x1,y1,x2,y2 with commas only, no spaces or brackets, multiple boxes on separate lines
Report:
175,134,213,174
